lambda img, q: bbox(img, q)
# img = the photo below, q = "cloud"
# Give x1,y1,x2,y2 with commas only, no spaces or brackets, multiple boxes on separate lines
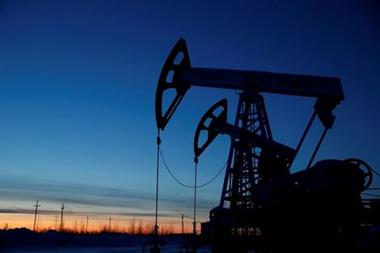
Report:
0,175,216,218
0,208,173,218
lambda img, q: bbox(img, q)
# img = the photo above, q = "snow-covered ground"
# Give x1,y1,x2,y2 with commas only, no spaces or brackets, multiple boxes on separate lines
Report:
3,246,212,253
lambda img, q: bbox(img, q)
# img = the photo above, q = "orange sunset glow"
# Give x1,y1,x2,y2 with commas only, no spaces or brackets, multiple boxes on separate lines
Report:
0,213,193,234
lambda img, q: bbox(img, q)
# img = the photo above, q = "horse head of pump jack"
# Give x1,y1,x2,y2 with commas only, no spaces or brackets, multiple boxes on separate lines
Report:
155,39,191,130
193,99,228,158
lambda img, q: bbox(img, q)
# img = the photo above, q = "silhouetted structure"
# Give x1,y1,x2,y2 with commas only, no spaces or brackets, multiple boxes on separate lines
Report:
155,39,379,252
33,200,40,232
60,203,64,232
85,216,89,233
181,214,184,234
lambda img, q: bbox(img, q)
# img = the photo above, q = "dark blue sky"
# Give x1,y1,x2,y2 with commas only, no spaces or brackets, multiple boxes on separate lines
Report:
0,0,379,229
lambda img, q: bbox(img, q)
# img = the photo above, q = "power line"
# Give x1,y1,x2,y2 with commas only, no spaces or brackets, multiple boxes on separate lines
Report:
159,149,226,189
193,158,198,237
370,167,380,178
362,193,380,198
153,129,161,253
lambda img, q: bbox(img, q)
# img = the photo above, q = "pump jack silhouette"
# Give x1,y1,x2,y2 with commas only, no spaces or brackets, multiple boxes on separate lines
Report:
154,39,379,252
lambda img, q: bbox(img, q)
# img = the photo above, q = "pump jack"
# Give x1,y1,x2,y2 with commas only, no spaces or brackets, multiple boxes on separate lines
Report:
155,39,378,252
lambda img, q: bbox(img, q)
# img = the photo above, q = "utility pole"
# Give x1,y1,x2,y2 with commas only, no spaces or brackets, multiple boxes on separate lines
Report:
176,210,186,234
60,203,64,232
181,214,184,234
85,216,89,233
108,216,112,233
33,200,40,232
